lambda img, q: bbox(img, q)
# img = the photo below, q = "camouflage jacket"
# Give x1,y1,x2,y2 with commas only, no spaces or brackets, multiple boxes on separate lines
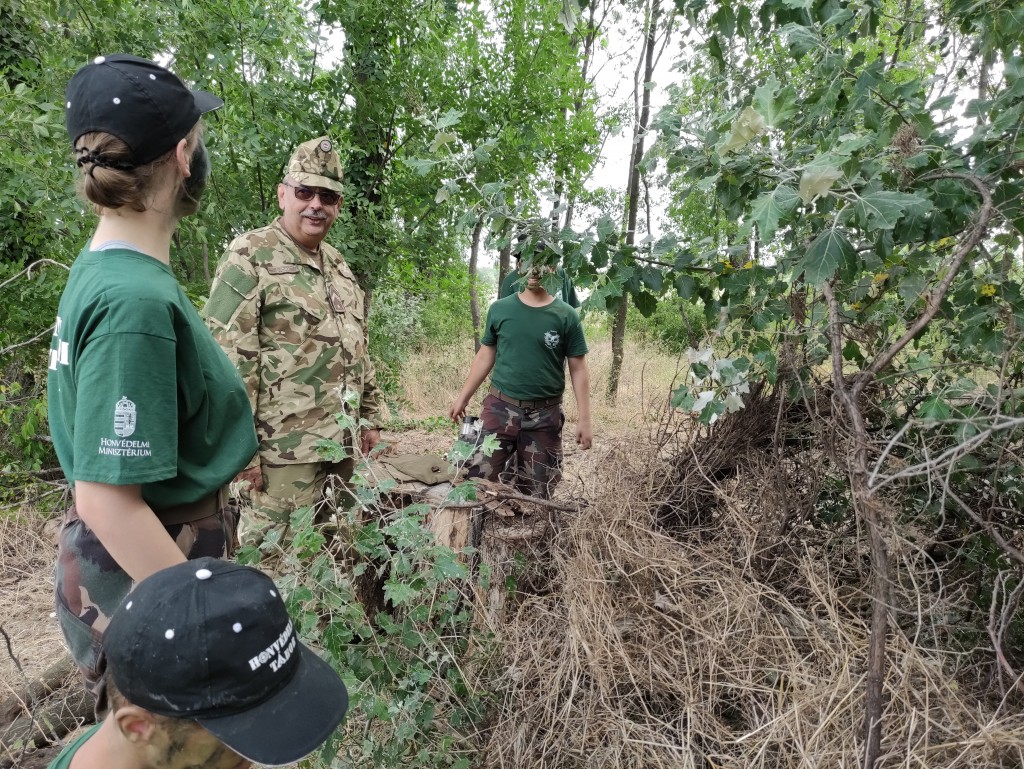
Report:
203,219,383,466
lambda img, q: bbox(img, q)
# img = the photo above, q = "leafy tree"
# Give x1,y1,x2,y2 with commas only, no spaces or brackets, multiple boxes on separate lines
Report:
648,0,1024,763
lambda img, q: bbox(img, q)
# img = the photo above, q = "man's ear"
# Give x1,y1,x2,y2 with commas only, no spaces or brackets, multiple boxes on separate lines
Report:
114,705,160,745
277,183,286,211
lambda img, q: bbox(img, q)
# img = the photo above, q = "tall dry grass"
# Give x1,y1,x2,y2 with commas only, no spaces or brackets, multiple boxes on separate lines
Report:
473,437,1024,768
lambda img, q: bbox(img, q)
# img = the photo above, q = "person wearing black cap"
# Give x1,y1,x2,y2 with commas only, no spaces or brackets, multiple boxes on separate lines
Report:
46,558,349,769
48,54,258,711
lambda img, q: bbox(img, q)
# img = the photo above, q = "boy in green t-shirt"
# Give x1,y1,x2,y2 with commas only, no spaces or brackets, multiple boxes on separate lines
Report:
449,258,592,498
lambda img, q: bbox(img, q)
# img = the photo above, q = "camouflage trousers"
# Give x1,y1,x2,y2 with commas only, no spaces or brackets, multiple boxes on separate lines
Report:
240,458,354,548
468,394,564,499
54,496,237,715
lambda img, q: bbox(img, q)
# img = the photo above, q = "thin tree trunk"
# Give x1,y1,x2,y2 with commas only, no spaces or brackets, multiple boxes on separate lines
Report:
469,217,484,351
608,0,659,401
497,240,512,292
606,296,628,399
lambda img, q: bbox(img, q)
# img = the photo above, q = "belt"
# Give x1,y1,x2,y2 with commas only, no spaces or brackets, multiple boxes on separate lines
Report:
68,488,224,527
488,385,562,410
154,488,224,526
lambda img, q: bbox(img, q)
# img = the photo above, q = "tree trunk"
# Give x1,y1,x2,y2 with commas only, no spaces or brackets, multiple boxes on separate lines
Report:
609,0,658,401
469,217,483,351
606,296,628,399
497,240,512,292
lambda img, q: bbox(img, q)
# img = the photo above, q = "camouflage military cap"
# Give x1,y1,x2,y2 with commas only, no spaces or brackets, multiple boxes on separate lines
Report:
285,136,344,193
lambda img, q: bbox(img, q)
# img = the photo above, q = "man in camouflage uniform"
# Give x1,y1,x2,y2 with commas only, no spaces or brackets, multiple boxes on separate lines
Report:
204,137,384,545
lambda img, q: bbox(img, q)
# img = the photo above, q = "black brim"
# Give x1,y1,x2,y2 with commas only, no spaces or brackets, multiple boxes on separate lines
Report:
196,645,348,767
192,88,224,115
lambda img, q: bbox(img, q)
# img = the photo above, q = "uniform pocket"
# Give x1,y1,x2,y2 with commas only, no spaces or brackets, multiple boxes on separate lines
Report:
263,265,328,335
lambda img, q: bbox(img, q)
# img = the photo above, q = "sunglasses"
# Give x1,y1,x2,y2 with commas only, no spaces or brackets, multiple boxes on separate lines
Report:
283,181,341,206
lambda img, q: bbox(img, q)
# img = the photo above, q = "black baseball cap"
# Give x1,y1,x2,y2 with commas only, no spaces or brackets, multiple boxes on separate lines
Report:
66,54,223,167
104,558,348,767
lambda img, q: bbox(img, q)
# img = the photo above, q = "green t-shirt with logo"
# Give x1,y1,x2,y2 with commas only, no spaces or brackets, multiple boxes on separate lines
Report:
47,248,257,509
46,722,99,769
482,295,588,400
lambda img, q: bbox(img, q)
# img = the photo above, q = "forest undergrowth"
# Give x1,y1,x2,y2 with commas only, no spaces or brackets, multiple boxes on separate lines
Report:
3,338,1023,768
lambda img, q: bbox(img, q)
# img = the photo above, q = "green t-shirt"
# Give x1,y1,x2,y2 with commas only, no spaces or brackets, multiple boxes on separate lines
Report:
482,295,588,400
47,722,100,769
499,268,580,308
47,248,257,509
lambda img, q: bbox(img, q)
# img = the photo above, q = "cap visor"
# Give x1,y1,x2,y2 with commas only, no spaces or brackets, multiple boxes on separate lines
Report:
192,89,224,115
197,646,348,767
289,172,344,194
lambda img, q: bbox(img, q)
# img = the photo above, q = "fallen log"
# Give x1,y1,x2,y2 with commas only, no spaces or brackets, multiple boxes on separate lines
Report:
0,663,93,769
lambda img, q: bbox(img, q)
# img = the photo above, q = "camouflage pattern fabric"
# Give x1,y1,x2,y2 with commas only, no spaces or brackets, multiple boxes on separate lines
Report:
468,393,564,499
239,459,354,547
54,500,237,715
287,136,344,192
203,219,383,469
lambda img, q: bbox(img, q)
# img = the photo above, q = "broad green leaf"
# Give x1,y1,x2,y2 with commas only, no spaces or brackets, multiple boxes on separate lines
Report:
383,579,418,607
749,184,800,240
557,0,580,33
843,340,865,363
711,4,736,36
834,132,873,156
671,387,695,410
653,235,679,257
720,107,766,154
799,227,855,286
779,23,819,58
753,77,797,127
436,109,464,129
824,8,854,25
709,34,725,68
435,186,451,204
596,215,617,241
640,266,664,292
898,273,928,305
849,191,923,230
675,274,696,298
633,291,658,317
404,158,436,176
799,162,843,204
919,397,951,421
429,131,458,152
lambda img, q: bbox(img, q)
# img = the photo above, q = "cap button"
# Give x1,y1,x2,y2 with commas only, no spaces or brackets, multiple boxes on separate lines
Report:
93,56,105,64
196,568,213,580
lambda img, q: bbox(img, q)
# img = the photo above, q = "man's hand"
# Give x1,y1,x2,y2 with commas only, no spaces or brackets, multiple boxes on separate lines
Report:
361,428,382,455
576,420,593,450
235,465,263,492
448,396,470,424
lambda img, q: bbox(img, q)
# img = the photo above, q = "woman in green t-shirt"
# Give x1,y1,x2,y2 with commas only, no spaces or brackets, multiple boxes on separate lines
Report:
48,55,258,712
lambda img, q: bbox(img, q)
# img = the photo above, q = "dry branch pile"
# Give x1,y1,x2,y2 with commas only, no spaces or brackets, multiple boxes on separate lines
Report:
479,409,1024,768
